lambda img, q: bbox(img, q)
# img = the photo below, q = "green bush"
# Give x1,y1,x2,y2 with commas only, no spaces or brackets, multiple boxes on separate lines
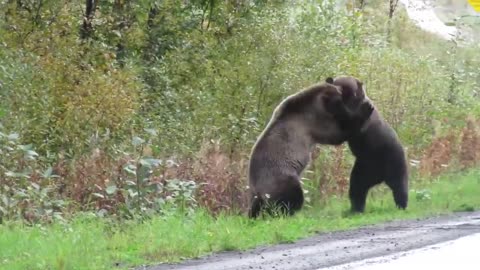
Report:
0,0,479,222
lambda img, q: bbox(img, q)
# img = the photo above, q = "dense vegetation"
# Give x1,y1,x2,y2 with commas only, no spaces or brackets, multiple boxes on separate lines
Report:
0,0,480,224
1,169,479,269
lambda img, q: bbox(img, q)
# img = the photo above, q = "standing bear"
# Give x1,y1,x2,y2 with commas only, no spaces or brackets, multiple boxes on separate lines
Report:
248,81,374,218
327,76,409,213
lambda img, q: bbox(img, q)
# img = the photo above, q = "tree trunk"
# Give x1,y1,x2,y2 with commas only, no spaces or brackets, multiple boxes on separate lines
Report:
80,0,97,39
386,0,400,43
388,0,400,19
358,0,366,10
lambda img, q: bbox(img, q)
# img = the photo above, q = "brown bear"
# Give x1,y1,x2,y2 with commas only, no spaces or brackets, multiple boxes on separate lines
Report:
248,81,374,218
329,76,409,213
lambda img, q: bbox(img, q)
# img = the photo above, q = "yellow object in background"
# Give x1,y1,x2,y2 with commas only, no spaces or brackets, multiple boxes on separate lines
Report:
468,0,480,12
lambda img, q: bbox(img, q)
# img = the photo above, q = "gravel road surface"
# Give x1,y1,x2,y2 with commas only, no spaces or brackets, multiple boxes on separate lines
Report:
138,211,480,270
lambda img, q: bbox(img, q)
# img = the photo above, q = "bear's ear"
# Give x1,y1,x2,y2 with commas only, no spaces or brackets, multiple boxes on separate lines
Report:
325,77,334,84
357,81,363,90
356,81,367,98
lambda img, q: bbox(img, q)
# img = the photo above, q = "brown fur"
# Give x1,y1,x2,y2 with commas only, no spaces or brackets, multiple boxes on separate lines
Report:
248,82,373,218
329,76,409,213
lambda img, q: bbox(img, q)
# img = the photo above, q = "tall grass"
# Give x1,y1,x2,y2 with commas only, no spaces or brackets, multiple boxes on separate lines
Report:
1,169,479,270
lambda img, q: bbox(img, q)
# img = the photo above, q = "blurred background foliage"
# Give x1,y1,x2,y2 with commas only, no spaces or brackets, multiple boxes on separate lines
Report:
0,0,479,223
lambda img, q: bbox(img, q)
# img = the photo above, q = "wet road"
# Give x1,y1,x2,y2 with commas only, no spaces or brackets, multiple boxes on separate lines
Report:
138,211,480,270
321,233,480,270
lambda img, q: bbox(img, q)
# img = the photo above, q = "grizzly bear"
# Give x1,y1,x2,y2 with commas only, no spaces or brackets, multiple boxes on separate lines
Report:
248,81,374,218
329,76,409,213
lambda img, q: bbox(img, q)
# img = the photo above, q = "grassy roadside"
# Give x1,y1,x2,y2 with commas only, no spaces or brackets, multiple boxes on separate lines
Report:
1,169,479,270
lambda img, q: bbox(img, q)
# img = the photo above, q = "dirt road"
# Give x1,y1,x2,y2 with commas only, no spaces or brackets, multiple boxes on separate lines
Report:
138,211,480,270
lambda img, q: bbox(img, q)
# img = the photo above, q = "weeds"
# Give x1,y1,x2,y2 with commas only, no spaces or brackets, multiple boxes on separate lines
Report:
1,169,480,270
0,127,198,222
0,0,479,223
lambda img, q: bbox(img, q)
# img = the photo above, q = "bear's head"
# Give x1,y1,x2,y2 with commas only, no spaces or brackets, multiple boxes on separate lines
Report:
278,82,345,121
326,76,367,111
275,82,371,144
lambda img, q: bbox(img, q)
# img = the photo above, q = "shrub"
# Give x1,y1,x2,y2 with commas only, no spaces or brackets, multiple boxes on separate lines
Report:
0,0,479,222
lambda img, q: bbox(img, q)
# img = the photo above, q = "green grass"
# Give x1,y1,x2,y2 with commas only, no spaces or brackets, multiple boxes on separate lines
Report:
1,169,480,270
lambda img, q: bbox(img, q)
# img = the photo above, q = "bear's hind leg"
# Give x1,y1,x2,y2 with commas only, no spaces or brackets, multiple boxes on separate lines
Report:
248,196,264,219
278,184,304,216
270,176,304,217
385,173,408,210
349,160,376,213
384,154,408,210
